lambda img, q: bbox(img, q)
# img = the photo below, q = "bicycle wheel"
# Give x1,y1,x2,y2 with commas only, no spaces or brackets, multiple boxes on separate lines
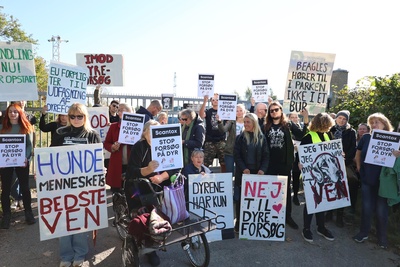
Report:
182,234,210,267
115,210,129,241
113,193,129,240
122,234,140,267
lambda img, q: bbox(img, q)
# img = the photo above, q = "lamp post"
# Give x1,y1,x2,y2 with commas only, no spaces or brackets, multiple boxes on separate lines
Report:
48,35,68,62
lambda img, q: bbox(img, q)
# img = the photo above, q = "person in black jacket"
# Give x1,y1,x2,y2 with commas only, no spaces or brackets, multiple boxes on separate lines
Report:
39,105,68,147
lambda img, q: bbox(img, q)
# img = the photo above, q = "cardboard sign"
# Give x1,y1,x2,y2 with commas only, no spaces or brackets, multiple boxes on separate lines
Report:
161,94,174,110
298,139,350,214
88,107,110,142
0,134,26,167
218,94,237,121
35,143,107,241
252,79,269,102
283,51,336,115
118,113,145,145
198,74,214,97
0,41,38,101
239,174,287,241
365,129,400,168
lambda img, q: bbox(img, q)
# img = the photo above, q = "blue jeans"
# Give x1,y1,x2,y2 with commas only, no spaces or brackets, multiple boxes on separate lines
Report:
59,233,89,262
224,154,235,175
358,182,388,245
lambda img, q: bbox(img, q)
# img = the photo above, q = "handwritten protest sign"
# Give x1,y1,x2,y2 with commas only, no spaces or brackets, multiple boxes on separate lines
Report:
161,94,174,111
34,143,107,241
88,107,109,142
239,174,287,241
298,139,350,214
198,74,214,97
46,61,88,114
365,129,400,168
0,41,38,100
150,124,183,172
218,94,237,121
118,113,145,145
283,51,335,114
0,135,26,167
189,173,234,241
252,79,269,102
76,53,123,86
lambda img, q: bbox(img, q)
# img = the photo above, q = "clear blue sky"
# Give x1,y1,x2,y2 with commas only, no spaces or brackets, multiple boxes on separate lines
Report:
1,0,399,99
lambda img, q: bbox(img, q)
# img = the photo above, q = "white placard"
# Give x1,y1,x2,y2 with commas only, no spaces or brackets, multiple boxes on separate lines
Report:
218,94,237,121
46,61,88,114
35,143,107,241
0,134,26,167
161,94,174,111
88,107,110,142
364,129,400,168
298,139,351,214
252,79,269,102
150,124,183,172
76,53,124,86
118,113,145,145
239,174,287,241
0,41,38,101
197,74,214,97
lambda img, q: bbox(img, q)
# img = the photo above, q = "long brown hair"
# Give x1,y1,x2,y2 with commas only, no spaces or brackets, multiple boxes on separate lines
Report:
1,104,33,134
264,101,289,131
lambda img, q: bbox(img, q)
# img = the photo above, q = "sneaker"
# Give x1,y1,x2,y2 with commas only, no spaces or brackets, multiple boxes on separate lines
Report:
25,211,36,225
286,216,299,230
1,213,11,229
146,251,160,266
353,233,368,243
59,261,72,267
379,244,388,249
72,259,84,267
293,196,300,206
302,228,313,243
317,227,335,241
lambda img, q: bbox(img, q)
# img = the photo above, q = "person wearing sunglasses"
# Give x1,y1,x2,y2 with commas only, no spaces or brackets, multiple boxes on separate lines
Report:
263,101,298,230
109,100,120,123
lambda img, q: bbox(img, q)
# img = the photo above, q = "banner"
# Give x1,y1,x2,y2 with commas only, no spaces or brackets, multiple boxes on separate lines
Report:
218,94,237,121
87,107,109,142
161,94,174,111
298,139,350,214
365,130,400,168
189,173,234,241
252,79,269,102
76,53,124,86
198,74,214,97
0,134,26,167
46,61,88,114
34,143,107,241
0,41,38,100
150,124,183,172
283,51,335,114
118,113,145,145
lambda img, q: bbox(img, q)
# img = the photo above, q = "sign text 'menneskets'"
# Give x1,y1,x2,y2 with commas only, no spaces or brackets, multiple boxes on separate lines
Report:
0,137,24,143
252,80,268,85
152,127,181,138
373,132,400,142
123,114,144,122
219,95,237,101
199,75,214,80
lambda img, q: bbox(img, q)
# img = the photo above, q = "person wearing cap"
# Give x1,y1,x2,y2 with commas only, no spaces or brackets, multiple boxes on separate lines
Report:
327,110,357,227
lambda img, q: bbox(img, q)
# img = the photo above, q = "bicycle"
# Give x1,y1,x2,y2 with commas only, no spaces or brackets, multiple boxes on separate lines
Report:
121,178,216,267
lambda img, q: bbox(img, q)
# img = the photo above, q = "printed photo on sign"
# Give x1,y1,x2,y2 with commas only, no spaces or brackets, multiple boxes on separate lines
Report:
150,124,183,172
46,61,88,115
161,94,174,111
76,53,124,86
218,94,237,121
189,173,234,242
0,134,26,167
239,174,287,241
34,143,107,241
298,139,350,214
283,51,336,115
0,41,38,101
198,74,214,97
252,79,269,102
365,129,400,168
118,113,145,145
88,107,110,142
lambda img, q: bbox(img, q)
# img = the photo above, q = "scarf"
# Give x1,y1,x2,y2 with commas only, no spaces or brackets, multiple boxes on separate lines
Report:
333,124,347,140
182,121,194,166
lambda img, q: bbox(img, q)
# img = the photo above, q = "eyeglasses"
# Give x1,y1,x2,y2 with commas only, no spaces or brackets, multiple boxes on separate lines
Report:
270,108,280,113
112,104,119,108
181,118,188,121
69,115,84,120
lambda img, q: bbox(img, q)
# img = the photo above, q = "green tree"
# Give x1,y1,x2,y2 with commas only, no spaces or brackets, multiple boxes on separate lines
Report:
0,12,37,43
245,87,252,101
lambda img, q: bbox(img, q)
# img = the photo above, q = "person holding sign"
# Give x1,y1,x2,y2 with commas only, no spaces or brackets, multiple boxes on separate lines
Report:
180,109,205,166
53,103,102,267
0,103,35,229
39,105,68,147
353,113,394,248
233,113,269,233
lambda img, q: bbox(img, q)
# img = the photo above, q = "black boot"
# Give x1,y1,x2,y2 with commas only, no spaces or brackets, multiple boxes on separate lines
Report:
25,210,36,225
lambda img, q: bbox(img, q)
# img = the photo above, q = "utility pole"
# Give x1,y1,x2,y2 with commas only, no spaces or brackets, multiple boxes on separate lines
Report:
48,35,68,62
173,72,177,96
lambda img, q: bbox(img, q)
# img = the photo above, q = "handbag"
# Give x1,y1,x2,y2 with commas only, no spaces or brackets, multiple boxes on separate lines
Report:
161,173,190,224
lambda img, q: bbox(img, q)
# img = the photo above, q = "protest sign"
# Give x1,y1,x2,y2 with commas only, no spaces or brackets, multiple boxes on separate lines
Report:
118,113,145,145
0,41,38,100
239,174,287,241
0,134,26,167
87,107,109,142
283,51,335,114
189,173,234,241
76,53,123,86
161,94,174,111
252,79,269,102
298,139,350,214
218,94,237,121
150,124,183,172
365,129,400,168
183,103,202,112
34,143,107,241
198,74,214,97
46,61,88,114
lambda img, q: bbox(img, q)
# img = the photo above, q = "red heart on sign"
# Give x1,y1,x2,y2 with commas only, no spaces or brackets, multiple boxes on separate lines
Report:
273,203,282,214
